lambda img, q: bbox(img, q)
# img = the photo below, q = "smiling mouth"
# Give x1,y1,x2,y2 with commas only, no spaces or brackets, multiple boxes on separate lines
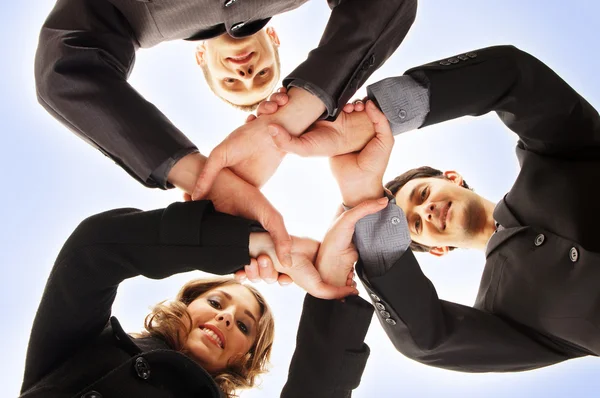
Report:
200,327,224,349
226,52,254,65
441,202,452,230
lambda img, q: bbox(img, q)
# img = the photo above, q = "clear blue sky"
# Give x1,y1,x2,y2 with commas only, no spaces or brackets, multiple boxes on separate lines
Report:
2,1,599,397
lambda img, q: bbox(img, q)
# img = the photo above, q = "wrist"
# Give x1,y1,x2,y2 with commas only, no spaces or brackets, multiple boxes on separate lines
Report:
268,87,325,136
167,152,207,194
341,184,385,208
249,232,275,259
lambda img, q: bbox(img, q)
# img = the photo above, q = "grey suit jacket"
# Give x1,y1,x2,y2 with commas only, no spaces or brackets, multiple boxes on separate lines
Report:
358,45,600,372
35,0,417,188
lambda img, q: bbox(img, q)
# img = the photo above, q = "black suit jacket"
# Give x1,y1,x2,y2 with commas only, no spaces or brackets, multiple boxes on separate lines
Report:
35,0,416,188
20,201,373,397
358,45,600,372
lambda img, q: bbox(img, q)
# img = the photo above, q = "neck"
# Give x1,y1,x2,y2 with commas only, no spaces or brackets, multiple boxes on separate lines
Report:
470,198,497,251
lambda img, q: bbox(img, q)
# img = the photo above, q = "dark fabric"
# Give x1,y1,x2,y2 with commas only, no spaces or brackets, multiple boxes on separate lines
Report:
281,295,374,398
360,45,600,372
20,200,253,397
35,0,415,188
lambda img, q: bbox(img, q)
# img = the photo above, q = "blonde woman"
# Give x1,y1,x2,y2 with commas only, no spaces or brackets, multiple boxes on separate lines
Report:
19,200,364,398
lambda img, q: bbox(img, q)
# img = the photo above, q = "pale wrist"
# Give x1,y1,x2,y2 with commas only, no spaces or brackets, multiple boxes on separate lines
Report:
167,152,207,194
341,185,385,208
268,87,325,136
249,232,275,259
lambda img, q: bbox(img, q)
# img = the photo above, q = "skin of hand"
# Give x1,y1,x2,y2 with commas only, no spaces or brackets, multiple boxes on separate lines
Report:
268,97,378,158
247,232,359,300
191,87,326,201
316,197,390,287
329,100,396,207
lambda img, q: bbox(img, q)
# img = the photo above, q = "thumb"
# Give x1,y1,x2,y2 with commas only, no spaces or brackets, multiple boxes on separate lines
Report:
339,197,390,229
269,124,325,157
192,148,227,200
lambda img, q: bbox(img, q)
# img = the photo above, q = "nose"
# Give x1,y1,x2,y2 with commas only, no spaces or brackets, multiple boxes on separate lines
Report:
216,311,234,329
236,64,255,78
421,202,438,223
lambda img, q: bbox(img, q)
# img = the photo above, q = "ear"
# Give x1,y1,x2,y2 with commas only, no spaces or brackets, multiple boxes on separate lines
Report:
444,170,463,187
195,43,206,66
429,246,450,257
266,27,280,47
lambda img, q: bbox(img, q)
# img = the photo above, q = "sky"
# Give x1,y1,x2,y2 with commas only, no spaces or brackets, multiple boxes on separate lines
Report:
2,1,600,397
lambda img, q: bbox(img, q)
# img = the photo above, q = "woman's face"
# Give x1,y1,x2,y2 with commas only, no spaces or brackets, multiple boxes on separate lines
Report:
185,284,262,373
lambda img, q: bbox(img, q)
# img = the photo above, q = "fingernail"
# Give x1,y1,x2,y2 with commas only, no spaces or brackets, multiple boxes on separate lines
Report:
377,197,389,204
366,100,375,109
259,259,268,268
280,281,291,286
265,278,277,284
268,126,278,136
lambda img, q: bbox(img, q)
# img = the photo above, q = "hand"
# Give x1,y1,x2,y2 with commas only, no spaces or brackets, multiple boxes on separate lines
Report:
192,88,325,199
330,100,395,207
171,153,293,267
246,233,359,300
233,254,294,286
316,197,390,287
268,98,378,157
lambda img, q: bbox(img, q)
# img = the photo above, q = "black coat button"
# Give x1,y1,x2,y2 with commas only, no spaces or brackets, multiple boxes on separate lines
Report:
380,311,391,318
439,60,451,66
370,293,381,302
224,0,238,6
81,392,102,398
385,318,397,326
457,54,469,61
375,303,385,311
534,234,545,246
135,357,151,380
466,52,477,58
368,54,375,66
448,57,459,64
570,247,579,262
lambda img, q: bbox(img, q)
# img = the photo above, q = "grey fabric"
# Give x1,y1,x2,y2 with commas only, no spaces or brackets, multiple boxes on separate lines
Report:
367,74,430,135
353,201,411,278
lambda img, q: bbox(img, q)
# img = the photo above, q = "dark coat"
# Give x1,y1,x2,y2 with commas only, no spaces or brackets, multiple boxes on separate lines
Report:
34,0,417,188
358,45,600,372
20,201,374,397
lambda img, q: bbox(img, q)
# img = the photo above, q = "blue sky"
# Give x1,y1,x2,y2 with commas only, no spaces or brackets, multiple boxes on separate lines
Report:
2,1,600,397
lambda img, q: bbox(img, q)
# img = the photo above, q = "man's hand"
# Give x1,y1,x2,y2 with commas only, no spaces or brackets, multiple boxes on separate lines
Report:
246,232,359,300
316,197,390,287
268,98,378,157
192,88,325,200
330,100,395,207
170,153,293,267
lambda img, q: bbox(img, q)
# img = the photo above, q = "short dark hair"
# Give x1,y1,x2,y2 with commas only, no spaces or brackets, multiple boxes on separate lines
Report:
200,45,281,112
385,166,471,253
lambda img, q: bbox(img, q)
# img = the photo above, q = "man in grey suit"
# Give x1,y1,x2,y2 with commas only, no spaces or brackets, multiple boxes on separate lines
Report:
35,0,417,266
269,45,600,371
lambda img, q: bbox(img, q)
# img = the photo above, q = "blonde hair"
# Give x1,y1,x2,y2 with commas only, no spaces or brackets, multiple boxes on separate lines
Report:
140,278,275,397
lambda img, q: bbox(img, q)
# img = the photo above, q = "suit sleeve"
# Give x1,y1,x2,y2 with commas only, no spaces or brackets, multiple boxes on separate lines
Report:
281,295,374,398
283,0,417,119
374,45,600,157
357,250,574,373
21,201,254,392
35,0,197,189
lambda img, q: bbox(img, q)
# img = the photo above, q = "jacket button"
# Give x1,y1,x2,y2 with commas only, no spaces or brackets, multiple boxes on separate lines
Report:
457,54,469,61
466,52,477,58
224,0,238,6
368,54,375,66
231,22,245,31
569,247,579,262
135,356,151,380
391,216,402,225
81,392,102,398
448,57,459,64
380,310,391,318
385,318,397,326
398,110,407,120
370,293,381,302
439,60,451,66
375,302,385,311
534,234,545,246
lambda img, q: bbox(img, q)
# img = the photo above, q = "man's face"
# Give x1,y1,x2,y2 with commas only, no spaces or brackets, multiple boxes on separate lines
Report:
394,171,487,255
197,27,280,107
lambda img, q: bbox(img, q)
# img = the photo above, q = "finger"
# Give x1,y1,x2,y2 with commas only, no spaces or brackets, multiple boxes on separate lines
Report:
268,92,289,106
286,259,359,300
244,259,261,283
342,103,355,113
254,197,293,268
365,100,393,139
277,87,288,94
257,254,278,284
336,197,390,239
245,114,257,123
269,124,329,157
192,147,228,200
256,100,278,117
234,269,247,282
352,100,365,112
183,192,192,202
277,274,294,286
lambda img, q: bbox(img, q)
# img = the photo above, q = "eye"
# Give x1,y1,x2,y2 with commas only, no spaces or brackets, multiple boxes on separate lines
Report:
258,68,268,76
420,187,429,201
224,77,236,84
207,298,222,309
237,320,249,335
415,218,422,234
